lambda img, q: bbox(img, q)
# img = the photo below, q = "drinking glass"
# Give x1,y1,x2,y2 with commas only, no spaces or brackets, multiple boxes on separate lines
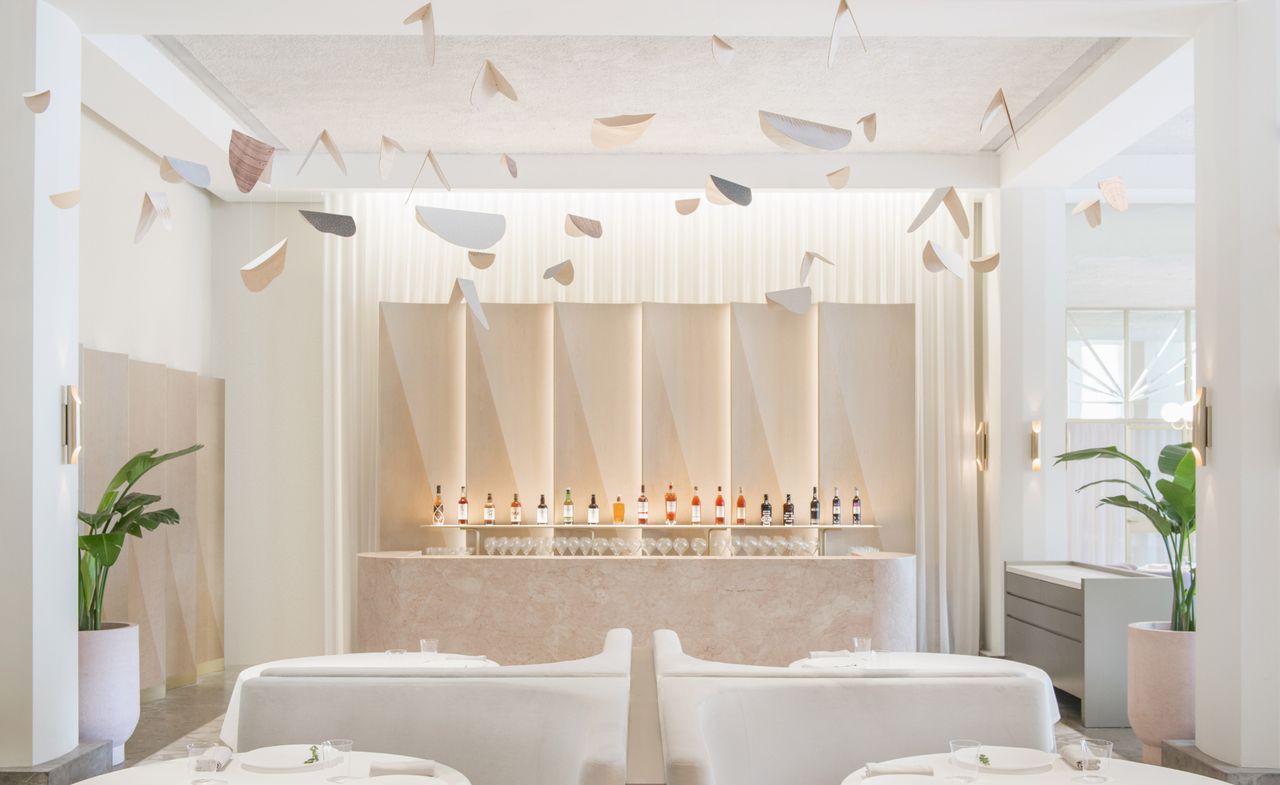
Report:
773,538,788,556
692,538,708,557
627,539,642,556
641,537,655,555
851,636,873,654
731,536,743,555
187,741,225,785
657,537,673,556
674,538,689,556
383,648,407,654
521,537,534,555
948,739,982,783
592,539,607,556
420,638,438,655
745,536,760,555
1074,739,1112,783
610,537,625,555
322,738,353,778
563,536,578,555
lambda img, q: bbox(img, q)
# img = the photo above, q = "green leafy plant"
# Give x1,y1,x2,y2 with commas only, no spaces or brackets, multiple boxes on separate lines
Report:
77,445,202,631
1054,442,1196,631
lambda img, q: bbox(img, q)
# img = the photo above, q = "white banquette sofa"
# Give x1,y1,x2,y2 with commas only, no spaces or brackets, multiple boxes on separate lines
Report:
652,630,1058,785
229,629,632,785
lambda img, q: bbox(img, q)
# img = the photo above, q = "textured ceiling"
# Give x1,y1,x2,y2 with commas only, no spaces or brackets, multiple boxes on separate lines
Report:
1123,106,1193,155
172,34,1105,155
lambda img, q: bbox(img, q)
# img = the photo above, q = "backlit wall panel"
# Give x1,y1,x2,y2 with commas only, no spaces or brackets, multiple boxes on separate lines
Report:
163,368,199,689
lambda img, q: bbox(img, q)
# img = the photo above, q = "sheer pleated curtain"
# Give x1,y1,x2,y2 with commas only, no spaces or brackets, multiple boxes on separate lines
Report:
323,189,981,654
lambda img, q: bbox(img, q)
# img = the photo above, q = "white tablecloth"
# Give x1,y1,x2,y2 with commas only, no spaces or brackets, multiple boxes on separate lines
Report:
221,653,498,748
92,751,469,785
841,749,1221,784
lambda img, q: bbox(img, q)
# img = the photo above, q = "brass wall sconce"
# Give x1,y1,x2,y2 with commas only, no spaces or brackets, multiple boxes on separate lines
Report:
62,385,81,465
1030,420,1041,472
1191,386,1210,466
975,421,989,471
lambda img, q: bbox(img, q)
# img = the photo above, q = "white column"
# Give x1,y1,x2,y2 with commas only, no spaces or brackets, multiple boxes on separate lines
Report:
984,188,1068,654
1193,0,1280,768
0,0,81,767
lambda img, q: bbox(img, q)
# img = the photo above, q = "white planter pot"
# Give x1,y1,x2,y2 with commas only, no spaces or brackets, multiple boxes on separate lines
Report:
79,622,140,766
1128,621,1195,765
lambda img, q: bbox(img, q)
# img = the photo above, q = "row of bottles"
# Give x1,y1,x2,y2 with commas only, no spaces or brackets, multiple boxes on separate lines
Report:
432,483,862,526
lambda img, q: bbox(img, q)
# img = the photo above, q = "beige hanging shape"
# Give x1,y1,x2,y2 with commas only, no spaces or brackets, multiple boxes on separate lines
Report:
979,88,1020,150
970,253,1000,273
674,198,700,215
799,251,834,284
415,205,507,250
228,129,274,193
500,153,518,179
401,3,436,67
766,286,813,315
160,156,211,188
907,186,970,239
543,260,575,286
23,89,51,113
1098,176,1129,212
827,0,867,68
1073,198,1102,229
133,192,172,244
705,174,752,207
826,166,851,190
590,113,657,150
759,110,852,151
922,240,966,278
858,112,877,142
297,129,347,176
404,149,452,203
470,59,518,108
565,213,603,239
711,35,735,65
468,251,496,270
49,189,80,209
450,277,489,330
379,136,404,181
240,238,288,292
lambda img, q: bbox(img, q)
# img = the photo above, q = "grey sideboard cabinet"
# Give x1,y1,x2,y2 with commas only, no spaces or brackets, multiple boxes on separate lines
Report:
1004,561,1172,727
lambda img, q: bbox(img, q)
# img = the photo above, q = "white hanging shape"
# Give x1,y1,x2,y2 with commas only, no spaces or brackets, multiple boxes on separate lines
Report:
759,110,852,151
857,112,877,142
711,35,735,65
705,174,752,206
1098,176,1129,212
296,129,347,176
228,129,274,193
565,213,603,239
240,238,288,292
379,136,404,181
826,166,850,190
470,59,518,108
49,189,80,209
543,260,575,286
415,205,507,249
827,0,867,68
766,286,813,314
922,240,966,278
907,186,970,239
450,277,490,330
1073,198,1102,228
133,192,172,244
590,113,657,150
401,3,436,67
675,198,700,215
799,251,834,283
23,89,51,113
160,156,211,188
500,153,518,178
979,88,1020,150
970,253,1000,273
468,251,496,270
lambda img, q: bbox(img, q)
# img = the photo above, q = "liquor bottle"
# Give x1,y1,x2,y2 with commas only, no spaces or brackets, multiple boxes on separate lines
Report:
587,494,600,525
831,486,842,526
664,483,677,524
457,485,469,525
637,485,649,525
735,487,747,525
510,493,522,525
483,492,496,525
613,496,625,524
536,494,549,525
760,493,773,526
809,486,820,526
852,487,862,525
782,494,795,526
563,488,575,525
432,484,444,525
690,486,702,524
714,486,726,525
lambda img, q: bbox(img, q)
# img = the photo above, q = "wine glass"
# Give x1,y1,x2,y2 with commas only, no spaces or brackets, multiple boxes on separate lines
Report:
692,538,708,557
642,537,656,556
773,538,788,556
657,537,673,556
627,538,642,556
745,536,760,555
674,537,689,556
553,537,564,556
610,537,625,556
522,537,535,555
731,535,743,555
566,537,580,556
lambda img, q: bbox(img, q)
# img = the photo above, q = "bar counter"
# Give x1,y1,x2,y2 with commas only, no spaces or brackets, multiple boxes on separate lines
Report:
356,551,917,663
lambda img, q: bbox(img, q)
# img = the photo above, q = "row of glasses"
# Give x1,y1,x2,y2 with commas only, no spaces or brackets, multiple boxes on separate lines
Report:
947,738,1112,783
731,536,820,556
483,537,553,556
423,546,468,556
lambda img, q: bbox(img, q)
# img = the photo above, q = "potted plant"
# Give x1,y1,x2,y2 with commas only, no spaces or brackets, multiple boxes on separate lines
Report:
78,445,201,765
1055,442,1195,764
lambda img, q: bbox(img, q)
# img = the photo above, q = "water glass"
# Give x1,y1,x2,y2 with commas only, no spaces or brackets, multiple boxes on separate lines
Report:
851,636,873,654
1074,739,1112,783
948,739,981,783
420,638,438,655
187,741,224,784
322,738,353,778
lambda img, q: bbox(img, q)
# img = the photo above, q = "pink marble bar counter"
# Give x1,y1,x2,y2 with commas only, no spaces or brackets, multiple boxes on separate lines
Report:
357,552,917,664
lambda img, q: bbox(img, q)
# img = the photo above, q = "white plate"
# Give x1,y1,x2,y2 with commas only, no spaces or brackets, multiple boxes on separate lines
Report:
859,776,936,785
953,745,1057,773
239,745,333,773
348,777,445,785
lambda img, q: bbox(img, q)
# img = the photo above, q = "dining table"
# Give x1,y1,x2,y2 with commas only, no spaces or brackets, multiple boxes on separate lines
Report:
841,747,1224,784
83,749,470,785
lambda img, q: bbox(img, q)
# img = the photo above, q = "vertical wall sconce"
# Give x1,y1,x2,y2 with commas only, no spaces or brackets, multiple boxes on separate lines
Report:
975,420,989,471
1029,420,1042,472
62,385,81,465
1191,386,1210,466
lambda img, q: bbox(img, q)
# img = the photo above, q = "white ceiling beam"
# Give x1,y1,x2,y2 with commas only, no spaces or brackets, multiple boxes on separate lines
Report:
1001,38,1194,187
51,0,1226,37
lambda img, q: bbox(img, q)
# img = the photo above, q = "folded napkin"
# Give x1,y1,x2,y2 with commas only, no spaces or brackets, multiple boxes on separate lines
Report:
1060,746,1101,771
864,762,934,778
200,746,233,771
809,650,853,659
368,760,437,777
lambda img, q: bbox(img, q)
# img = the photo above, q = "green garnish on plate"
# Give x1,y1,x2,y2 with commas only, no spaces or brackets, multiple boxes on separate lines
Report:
978,754,990,766
303,745,320,765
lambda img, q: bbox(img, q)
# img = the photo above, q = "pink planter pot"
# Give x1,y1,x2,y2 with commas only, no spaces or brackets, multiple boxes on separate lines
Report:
79,622,140,766
1128,621,1194,764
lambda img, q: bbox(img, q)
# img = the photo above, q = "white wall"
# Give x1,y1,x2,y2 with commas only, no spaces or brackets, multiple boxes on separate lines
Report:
1065,203,1194,309
79,109,214,374
210,202,325,666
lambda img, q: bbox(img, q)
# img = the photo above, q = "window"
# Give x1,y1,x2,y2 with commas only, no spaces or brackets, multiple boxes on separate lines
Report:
1065,309,1195,566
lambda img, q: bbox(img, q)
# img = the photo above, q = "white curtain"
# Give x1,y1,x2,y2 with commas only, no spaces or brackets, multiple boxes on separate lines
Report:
323,190,980,654
1065,421,1127,565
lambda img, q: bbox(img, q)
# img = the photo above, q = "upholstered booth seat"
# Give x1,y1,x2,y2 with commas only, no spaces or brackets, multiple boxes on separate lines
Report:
230,629,631,785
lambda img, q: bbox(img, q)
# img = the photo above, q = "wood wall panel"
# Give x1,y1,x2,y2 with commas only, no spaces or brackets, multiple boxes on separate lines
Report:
163,369,199,688
553,304,641,514
819,304,916,553
378,303,465,546
196,377,225,670
81,349,132,626
641,304,730,516
128,360,169,698
466,305,553,514
730,304,819,517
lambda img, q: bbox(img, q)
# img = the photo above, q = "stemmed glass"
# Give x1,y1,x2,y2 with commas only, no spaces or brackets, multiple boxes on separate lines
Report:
610,537,625,556
731,536,744,555
674,538,689,556
773,538,788,556
483,538,497,556
657,538,673,556
745,536,760,556
627,538,642,556
692,538,708,557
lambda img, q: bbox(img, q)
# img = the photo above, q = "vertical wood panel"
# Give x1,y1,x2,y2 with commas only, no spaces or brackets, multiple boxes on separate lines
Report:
80,349,132,626
641,304,731,518
128,360,168,698
196,376,225,671
553,304,641,513
378,303,465,547
466,305,553,513
164,369,198,688
730,304,819,518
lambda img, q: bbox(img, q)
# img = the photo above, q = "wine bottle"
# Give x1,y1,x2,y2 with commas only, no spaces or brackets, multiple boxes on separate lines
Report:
563,488,575,525
483,492,496,525
809,486,820,526
637,485,649,525
457,485,469,525
664,483,677,524
510,493,522,525
852,487,862,525
613,496,625,524
782,493,795,526
735,487,746,525
587,494,600,525
690,486,702,524
760,493,773,526
832,486,842,526
536,493,549,525
432,484,444,525
714,486,726,525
